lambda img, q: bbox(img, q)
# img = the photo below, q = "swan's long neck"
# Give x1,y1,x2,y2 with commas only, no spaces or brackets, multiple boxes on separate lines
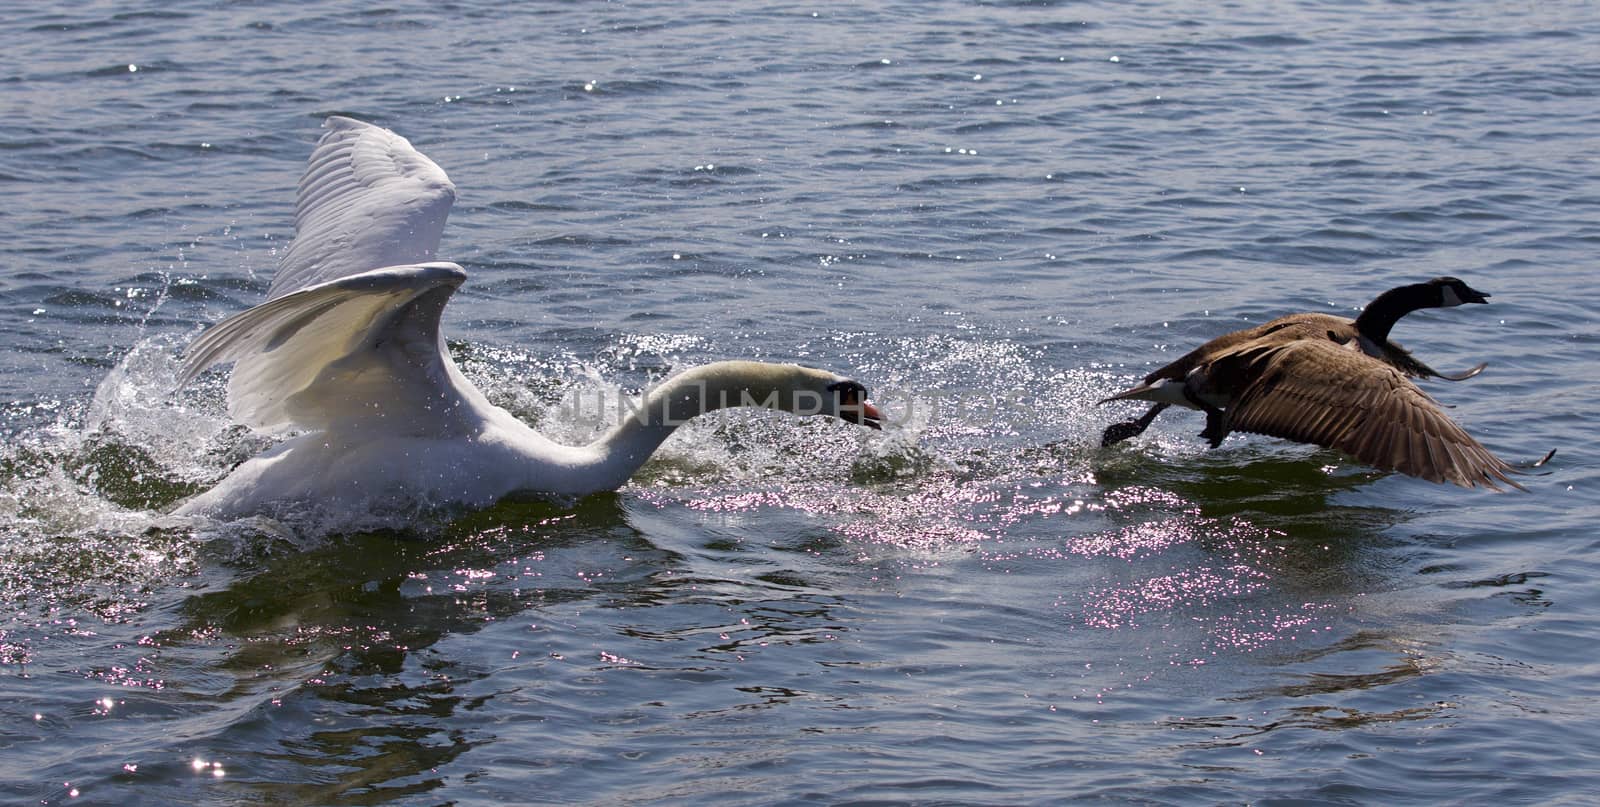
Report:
1353,282,1436,343
576,361,824,490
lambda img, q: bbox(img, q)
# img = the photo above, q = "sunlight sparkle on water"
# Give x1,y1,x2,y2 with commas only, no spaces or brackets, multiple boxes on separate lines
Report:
191,758,225,778
1075,566,1273,629
1200,603,1338,654
676,481,991,550
1056,518,1214,560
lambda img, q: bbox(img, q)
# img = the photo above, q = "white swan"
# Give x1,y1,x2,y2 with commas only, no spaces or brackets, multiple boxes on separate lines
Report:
174,116,882,520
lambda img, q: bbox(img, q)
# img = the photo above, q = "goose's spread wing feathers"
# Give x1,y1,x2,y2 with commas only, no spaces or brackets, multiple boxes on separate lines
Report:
181,263,471,435
269,116,456,300
1225,340,1521,490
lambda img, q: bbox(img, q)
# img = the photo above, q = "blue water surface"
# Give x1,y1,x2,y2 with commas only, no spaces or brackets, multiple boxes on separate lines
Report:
1,1,1597,804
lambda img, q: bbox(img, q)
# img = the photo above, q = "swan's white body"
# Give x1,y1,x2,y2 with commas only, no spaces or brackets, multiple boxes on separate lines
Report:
176,117,878,520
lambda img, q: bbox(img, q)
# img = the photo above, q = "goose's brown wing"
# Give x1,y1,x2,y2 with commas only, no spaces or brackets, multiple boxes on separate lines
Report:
1223,340,1522,491
1141,313,1354,384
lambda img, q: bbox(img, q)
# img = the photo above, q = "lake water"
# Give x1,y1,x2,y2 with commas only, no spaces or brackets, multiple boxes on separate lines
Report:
3,1,1597,804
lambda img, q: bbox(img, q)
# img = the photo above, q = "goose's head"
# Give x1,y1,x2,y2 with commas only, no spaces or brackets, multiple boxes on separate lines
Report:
1430,276,1491,307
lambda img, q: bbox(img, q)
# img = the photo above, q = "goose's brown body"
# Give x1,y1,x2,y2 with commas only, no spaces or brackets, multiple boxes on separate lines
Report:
1101,277,1527,491
1136,310,1483,391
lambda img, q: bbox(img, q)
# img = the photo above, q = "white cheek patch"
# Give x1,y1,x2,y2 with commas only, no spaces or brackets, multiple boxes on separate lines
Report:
1440,285,1463,307
1354,334,1384,358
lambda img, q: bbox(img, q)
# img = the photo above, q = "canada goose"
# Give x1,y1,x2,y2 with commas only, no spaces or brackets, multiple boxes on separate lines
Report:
1099,277,1529,491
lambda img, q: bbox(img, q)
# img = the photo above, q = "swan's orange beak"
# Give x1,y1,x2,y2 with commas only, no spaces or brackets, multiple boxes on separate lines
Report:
829,379,883,430
853,399,884,430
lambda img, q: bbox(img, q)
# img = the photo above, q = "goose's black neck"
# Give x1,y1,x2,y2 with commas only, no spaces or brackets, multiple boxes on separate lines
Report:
1353,283,1434,343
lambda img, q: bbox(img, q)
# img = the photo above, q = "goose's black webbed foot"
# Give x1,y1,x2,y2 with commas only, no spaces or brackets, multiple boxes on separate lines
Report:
1198,412,1230,449
1102,421,1145,447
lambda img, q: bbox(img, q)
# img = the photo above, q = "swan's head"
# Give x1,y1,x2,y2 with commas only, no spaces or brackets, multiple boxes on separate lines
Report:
645,361,884,430
823,378,884,430
755,364,885,429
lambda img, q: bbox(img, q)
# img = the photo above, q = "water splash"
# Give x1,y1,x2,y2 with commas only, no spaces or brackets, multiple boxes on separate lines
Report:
0,322,1356,689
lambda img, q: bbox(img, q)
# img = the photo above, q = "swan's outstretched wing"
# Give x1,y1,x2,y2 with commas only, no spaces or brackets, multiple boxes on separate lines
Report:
180,263,473,435
183,117,478,437
1224,340,1523,491
269,116,456,299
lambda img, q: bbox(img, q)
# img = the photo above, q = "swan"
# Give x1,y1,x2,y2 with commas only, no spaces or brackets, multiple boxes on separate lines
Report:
1099,277,1533,490
174,116,882,520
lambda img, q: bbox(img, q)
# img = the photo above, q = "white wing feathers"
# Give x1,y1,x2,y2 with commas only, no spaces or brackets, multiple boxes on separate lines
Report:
182,117,475,437
270,116,456,299
180,263,470,434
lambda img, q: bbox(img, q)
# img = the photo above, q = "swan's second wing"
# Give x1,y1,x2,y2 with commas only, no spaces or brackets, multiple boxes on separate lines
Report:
181,263,476,436
268,116,457,300
1225,340,1522,490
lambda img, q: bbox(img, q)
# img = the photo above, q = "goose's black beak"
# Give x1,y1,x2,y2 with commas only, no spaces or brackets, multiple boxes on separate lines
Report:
1463,285,1490,304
